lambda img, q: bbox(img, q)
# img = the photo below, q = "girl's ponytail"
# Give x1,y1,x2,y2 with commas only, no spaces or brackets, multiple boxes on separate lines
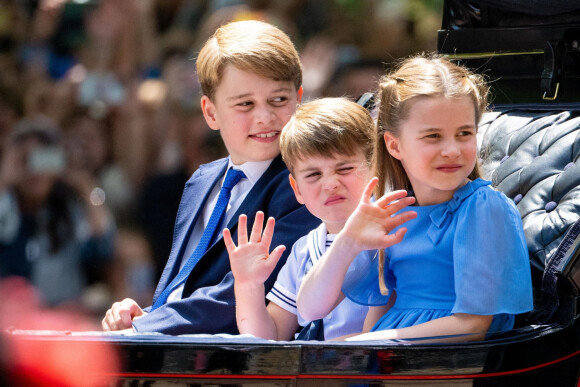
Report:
375,76,399,296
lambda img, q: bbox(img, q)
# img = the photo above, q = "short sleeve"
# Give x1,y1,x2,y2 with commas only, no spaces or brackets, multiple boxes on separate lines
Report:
342,249,391,306
452,187,533,317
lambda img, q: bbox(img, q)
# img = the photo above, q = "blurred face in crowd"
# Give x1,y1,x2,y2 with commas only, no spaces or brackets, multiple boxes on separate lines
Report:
66,116,108,174
13,138,63,210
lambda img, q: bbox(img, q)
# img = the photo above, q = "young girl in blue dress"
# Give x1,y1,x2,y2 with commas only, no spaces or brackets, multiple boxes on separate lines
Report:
296,54,534,342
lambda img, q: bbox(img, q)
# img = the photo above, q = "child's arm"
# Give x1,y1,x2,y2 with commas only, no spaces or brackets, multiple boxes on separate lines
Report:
362,291,397,332
330,299,394,341
346,313,493,342
297,178,417,321
266,302,300,341
225,212,296,340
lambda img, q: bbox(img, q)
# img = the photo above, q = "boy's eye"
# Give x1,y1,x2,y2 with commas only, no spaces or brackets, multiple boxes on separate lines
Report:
237,101,253,107
305,172,321,179
337,167,354,174
271,96,289,105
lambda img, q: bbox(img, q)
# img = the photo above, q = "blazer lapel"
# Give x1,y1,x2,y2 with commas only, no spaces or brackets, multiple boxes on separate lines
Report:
154,158,228,297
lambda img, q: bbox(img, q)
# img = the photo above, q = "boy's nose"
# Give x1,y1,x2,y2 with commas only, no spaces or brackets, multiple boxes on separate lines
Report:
322,175,340,190
255,105,274,124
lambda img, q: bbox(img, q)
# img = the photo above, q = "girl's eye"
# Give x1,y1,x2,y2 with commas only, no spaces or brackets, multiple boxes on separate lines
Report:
237,101,253,107
424,133,440,140
458,130,475,137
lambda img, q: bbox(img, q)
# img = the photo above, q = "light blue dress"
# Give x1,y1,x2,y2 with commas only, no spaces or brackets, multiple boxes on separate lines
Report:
343,179,534,335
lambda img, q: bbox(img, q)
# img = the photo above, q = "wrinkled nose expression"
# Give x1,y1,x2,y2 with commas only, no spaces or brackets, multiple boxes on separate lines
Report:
322,174,340,191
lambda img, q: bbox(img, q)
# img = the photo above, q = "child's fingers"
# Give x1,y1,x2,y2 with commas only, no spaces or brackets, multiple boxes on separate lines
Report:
237,214,248,244
374,190,410,209
360,177,379,204
223,228,235,254
382,196,416,217
383,227,408,247
249,211,265,243
386,210,417,231
261,217,276,247
268,245,286,267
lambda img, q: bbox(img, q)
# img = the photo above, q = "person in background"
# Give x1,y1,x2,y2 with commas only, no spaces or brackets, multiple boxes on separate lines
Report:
64,108,135,226
0,116,115,308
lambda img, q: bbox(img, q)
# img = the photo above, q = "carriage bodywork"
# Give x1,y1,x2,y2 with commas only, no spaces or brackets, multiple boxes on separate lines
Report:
5,1,580,385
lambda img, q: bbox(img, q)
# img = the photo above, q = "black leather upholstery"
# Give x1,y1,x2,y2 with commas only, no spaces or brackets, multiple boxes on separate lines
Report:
478,104,580,281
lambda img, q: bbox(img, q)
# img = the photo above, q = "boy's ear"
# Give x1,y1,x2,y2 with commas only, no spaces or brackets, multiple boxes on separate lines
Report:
288,174,305,204
200,96,220,131
384,132,403,160
297,86,303,103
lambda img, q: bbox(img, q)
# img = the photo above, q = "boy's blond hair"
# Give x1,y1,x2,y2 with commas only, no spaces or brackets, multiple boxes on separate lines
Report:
196,20,302,100
280,98,375,175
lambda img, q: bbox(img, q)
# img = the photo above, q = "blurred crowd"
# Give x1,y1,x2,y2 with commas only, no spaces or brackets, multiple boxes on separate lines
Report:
0,0,441,323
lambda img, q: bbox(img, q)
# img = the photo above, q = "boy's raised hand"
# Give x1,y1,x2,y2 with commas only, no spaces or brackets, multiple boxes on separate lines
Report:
342,178,417,251
224,212,286,287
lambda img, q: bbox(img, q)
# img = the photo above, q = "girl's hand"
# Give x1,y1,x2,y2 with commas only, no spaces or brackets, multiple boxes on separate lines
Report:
296,179,416,322
342,178,417,252
224,212,286,288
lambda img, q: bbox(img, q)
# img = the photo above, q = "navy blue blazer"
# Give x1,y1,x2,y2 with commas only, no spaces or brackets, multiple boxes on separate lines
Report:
133,155,320,335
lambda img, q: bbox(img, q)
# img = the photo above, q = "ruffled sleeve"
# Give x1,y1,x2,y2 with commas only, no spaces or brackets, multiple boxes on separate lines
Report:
342,249,392,306
452,184,533,317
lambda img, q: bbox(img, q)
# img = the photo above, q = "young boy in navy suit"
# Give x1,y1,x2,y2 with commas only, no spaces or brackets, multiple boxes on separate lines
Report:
102,20,319,335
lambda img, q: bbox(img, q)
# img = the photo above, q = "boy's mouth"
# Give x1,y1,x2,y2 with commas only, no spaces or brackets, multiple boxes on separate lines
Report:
325,195,345,206
250,131,280,142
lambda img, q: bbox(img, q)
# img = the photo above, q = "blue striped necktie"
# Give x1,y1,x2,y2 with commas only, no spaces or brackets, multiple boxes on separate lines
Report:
151,168,246,310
